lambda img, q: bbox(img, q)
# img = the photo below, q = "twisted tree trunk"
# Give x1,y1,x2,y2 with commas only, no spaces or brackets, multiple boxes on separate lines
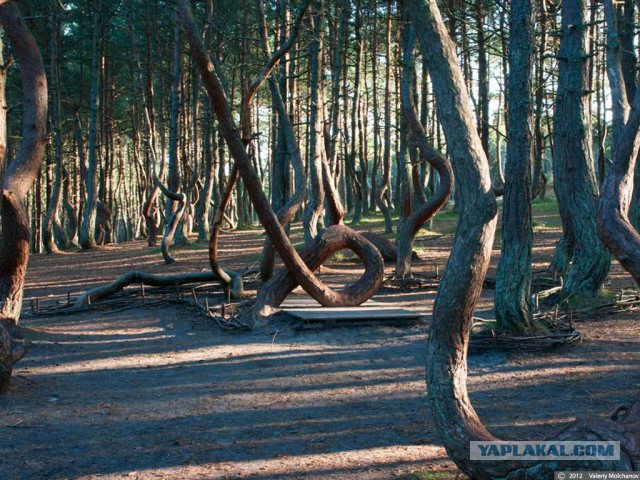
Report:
255,0,308,281
302,0,326,244
178,0,383,314
598,0,640,285
407,0,640,476
397,15,453,279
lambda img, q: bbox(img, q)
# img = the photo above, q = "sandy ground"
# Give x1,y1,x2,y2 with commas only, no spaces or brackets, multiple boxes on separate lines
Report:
1,206,639,480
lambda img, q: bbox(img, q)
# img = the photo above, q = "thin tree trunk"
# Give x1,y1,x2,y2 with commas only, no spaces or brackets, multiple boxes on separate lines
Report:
302,0,326,243
550,0,610,297
396,12,454,279
375,0,393,234
79,0,101,250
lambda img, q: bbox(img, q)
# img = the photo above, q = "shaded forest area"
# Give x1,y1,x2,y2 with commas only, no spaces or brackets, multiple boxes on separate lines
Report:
1,0,640,478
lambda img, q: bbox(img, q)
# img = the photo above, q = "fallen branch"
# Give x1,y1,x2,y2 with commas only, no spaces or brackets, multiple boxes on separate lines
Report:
74,270,221,307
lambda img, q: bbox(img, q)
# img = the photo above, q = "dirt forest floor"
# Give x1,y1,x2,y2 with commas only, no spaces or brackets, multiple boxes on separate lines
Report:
2,198,639,480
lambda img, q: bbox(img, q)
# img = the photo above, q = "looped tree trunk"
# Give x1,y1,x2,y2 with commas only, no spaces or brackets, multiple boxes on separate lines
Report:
254,224,384,324
178,0,383,316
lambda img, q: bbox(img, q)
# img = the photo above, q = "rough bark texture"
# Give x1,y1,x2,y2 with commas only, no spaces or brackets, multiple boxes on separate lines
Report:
598,0,640,285
494,0,534,332
408,0,640,477
0,1,48,392
178,0,383,311
550,0,610,297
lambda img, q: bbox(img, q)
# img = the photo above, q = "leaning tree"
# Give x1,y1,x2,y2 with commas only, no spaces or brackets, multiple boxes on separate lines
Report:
406,0,640,477
598,0,640,285
177,0,384,325
0,0,48,392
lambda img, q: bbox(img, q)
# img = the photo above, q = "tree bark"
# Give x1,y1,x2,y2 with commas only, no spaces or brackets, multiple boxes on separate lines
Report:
302,0,326,244
532,5,548,200
397,14,453,279
43,7,68,254
598,0,640,285
550,0,610,297
79,0,101,250
0,1,48,391
494,0,535,332
406,0,640,477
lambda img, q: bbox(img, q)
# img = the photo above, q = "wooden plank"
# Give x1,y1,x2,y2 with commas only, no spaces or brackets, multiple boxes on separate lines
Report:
280,297,382,309
287,308,422,322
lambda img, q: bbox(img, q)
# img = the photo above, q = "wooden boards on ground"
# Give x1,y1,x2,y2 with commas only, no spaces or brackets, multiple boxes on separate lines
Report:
281,296,423,329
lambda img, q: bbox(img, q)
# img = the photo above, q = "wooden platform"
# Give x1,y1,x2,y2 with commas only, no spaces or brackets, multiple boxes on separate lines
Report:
282,296,423,329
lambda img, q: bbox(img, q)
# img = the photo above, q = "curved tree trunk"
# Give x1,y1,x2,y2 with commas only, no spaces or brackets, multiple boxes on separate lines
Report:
408,0,640,477
62,167,79,247
208,165,243,298
396,15,453,279
152,164,187,265
598,0,640,285
494,0,534,333
178,0,383,311
255,224,384,323
0,1,48,391
255,0,308,281
196,104,215,243
43,8,66,254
